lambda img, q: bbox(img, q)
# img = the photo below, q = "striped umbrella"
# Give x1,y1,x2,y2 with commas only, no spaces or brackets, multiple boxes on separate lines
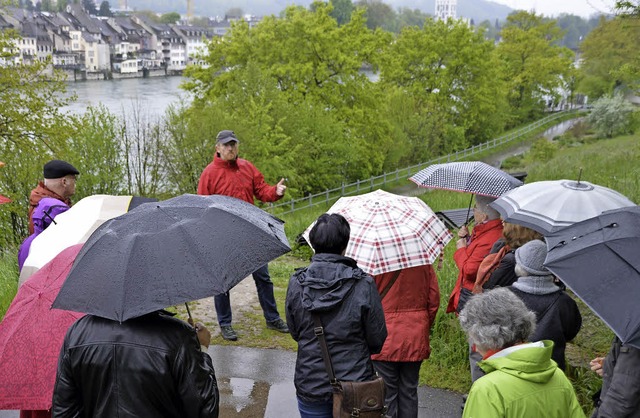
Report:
409,161,523,198
303,189,453,275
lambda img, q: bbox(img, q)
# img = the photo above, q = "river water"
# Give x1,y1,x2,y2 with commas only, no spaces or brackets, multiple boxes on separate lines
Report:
62,76,189,117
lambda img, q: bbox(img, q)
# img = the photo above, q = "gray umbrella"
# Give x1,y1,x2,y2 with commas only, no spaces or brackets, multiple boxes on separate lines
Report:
53,194,291,322
545,205,640,349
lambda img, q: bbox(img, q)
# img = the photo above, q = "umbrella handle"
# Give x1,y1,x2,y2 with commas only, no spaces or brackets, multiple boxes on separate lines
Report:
464,194,474,226
185,302,194,327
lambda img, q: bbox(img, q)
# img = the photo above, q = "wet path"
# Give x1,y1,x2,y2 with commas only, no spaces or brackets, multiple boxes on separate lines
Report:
0,345,463,418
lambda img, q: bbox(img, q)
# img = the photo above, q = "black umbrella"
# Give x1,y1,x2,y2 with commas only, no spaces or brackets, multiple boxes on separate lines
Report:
545,205,640,349
53,194,291,322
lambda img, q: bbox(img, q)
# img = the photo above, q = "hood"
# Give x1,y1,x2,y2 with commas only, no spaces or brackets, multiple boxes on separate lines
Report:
294,253,367,313
479,340,558,384
32,197,70,234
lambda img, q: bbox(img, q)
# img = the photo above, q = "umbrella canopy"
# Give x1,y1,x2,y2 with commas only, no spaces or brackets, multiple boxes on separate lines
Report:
0,244,84,410
545,205,640,349
409,161,523,198
491,180,635,235
303,189,453,275
53,194,291,322
19,195,156,285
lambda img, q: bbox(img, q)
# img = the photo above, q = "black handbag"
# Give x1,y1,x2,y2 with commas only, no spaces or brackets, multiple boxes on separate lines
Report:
312,314,387,418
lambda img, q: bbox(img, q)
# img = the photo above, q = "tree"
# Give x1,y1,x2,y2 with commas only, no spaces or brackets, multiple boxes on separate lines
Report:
225,7,243,18
355,0,396,31
330,0,353,25
378,18,508,164
57,0,69,12
82,0,97,14
579,17,640,98
160,12,181,24
495,11,574,125
587,94,637,138
98,0,112,17
183,4,394,194
40,0,54,12
0,30,79,245
616,0,640,17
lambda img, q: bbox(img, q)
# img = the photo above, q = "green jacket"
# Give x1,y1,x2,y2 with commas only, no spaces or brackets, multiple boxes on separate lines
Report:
463,341,585,418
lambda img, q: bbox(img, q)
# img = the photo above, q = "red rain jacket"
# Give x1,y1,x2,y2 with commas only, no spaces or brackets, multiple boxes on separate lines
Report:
197,155,281,205
371,265,440,362
28,182,71,235
447,219,503,313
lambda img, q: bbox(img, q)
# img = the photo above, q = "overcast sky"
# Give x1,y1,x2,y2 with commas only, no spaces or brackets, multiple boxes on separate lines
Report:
490,0,616,17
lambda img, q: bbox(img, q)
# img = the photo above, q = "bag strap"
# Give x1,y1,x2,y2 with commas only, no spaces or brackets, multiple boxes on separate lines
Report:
538,292,562,322
379,270,402,301
312,313,339,386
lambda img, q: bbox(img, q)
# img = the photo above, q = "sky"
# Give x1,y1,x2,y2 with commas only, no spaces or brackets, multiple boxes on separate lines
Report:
490,0,617,17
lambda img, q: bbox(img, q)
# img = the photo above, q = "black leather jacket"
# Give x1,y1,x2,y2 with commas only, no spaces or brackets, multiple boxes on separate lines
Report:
285,254,387,403
52,311,219,418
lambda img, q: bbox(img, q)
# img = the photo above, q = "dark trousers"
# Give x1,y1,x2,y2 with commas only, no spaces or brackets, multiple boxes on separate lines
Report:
372,360,422,418
214,264,280,326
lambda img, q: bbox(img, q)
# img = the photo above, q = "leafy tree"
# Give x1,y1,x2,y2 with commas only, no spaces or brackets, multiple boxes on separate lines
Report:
496,11,574,125
587,94,637,138
57,0,68,11
330,0,353,25
225,7,243,18
82,0,97,14
616,0,640,17
183,4,394,194
379,18,508,163
579,17,640,98
98,0,112,16
40,0,53,11
395,8,429,30
160,11,181,24
0,30,79,244
355,0,396,31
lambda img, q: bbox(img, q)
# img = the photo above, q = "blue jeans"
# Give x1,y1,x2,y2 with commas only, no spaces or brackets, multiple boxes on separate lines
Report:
214,264,280,326
297,396,332,418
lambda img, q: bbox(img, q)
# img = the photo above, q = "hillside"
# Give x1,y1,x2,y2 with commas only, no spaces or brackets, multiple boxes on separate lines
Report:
125,0,513,23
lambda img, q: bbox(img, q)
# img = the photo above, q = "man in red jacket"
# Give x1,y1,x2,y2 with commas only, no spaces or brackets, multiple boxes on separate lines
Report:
28,160,79,235
197,130,289,341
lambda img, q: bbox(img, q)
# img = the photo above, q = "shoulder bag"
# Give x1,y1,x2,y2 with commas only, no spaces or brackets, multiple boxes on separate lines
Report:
312,314,387,418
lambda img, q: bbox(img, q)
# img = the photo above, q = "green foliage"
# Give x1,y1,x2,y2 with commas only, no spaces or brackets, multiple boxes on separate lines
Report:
496,11,575,125
98,0,112,16
528,138,558,163
160,11,181,24
579,17,640,98
587,95,637,138
182,4,394,194
0,30,79,246
355,0,395,31
379,18,508,164
616,0,640,17
0,250,18,319
330,0,353,25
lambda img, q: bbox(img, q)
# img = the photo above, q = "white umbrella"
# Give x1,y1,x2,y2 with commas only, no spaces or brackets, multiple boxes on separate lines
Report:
19,195,150,285
303,189,453,276
490,180,635,235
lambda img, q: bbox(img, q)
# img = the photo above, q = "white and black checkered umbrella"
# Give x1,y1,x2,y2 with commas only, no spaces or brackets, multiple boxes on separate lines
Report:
409,161,523,198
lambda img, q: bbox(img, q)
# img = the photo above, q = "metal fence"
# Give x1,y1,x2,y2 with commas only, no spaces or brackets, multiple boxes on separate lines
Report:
267,110,578,216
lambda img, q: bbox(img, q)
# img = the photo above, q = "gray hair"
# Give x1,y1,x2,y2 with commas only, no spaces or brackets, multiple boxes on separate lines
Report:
459,288,536,353
475,194,500,220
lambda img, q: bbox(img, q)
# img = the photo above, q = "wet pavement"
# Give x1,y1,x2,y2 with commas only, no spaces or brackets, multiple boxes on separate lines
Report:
0,345,464,418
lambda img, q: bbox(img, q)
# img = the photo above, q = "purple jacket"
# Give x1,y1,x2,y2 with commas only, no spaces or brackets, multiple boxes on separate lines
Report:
18,197,69,271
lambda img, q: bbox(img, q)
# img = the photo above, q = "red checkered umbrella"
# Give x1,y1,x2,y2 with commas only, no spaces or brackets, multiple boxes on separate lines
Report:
303,189,452,275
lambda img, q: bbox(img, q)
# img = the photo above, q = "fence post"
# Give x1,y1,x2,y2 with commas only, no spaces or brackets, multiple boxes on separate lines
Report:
356,180,360,192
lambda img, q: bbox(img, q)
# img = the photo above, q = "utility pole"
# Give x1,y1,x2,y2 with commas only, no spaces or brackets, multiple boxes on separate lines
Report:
186,0,192,23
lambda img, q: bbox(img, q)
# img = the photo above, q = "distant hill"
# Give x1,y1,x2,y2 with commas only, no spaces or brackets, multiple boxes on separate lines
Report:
124,0,513,23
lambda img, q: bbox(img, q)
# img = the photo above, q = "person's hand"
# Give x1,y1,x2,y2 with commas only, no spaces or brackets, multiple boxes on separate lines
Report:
456,238,468,249
457,225,469,239
195,322,211,348
276,178,287,196
590,357,605,377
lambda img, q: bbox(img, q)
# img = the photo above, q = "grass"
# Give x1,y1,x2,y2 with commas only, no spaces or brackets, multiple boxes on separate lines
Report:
1,119,637,413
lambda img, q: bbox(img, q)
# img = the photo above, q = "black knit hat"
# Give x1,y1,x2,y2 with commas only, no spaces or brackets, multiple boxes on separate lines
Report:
43,160,80,179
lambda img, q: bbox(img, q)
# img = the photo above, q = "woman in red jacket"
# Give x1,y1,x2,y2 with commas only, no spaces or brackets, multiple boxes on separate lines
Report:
371,264,440,418
447,194,503,314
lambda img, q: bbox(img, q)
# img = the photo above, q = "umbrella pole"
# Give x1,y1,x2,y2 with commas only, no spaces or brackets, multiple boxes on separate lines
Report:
464,194,474,226
185,302,194,327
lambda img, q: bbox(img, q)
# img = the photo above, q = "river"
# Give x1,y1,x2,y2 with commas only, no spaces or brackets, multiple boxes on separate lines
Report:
62,76,189,117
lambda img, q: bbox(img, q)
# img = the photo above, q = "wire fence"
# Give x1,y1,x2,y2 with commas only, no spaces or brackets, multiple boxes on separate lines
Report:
267,110,580,216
